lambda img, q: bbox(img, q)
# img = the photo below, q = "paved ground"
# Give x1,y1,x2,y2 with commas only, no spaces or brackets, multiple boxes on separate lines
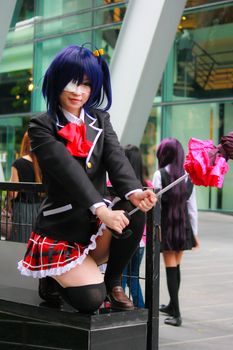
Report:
1,211,232,349
158,211,233,350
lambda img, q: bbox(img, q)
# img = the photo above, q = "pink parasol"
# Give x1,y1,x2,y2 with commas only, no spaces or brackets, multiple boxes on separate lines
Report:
184,136,230,188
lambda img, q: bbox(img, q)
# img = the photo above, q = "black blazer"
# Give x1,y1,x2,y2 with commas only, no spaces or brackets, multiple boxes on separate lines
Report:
28,109,142,243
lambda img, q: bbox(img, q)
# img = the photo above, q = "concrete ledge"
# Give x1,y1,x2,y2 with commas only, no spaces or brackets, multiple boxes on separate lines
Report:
0,285,148,349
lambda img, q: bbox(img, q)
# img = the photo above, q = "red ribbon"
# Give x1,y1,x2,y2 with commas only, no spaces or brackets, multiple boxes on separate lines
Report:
57,123,93,157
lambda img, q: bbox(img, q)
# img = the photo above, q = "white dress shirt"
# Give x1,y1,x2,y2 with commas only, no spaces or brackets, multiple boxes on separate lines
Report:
152,165,198,235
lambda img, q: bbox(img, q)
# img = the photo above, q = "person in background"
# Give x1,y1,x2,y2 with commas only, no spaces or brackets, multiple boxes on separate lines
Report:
9,131,42,243
9,132,59,302
153,138,200,327
18,44,157,313
121,144,153,308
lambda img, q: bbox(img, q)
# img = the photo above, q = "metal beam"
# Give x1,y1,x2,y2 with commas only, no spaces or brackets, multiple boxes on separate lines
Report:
110,0,186,146
0,0,17,62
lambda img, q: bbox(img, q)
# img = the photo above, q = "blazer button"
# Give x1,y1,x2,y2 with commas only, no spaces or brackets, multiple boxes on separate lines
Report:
87,161,92,169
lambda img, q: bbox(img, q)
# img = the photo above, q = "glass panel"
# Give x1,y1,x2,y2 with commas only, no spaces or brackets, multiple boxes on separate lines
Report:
0,117,29,180
95,0,128,7
36,0,92,19
10,0,35,28
169,3,233,101
185,1,223,8
155,82,162,100
140,106,161,179
7,0,35,47
35,13,93,39
94,3,127,26
161,101,233,211
6,25,34,47
1,43,33,79
0,68,32,114
35,3,127,40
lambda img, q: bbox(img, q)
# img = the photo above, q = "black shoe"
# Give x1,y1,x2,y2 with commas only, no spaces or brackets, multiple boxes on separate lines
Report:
159,304,174,316
38,277,62,303
164,316,182,327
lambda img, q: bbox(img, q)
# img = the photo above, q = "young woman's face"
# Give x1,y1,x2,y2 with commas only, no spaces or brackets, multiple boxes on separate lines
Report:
59,75,91,116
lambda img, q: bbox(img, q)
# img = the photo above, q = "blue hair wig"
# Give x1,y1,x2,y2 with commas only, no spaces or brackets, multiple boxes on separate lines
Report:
42,45,112,115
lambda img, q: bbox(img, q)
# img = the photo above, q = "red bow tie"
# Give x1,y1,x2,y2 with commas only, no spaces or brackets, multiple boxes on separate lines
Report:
57,123,93,157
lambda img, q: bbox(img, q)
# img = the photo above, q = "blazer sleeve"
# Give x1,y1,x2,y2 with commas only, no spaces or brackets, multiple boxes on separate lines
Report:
28,114,103,209
102,113,143,197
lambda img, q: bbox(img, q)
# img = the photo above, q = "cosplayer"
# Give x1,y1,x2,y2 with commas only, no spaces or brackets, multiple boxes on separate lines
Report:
153,138,199,326
18,44,156,313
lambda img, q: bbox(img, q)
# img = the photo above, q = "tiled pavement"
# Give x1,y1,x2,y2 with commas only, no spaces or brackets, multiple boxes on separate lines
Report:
158,211,233,350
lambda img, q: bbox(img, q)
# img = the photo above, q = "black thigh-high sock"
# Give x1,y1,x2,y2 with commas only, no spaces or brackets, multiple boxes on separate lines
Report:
56,282,106,313
166,267,180,317
104,200,145,292
177,264,181,290
166,265,181,308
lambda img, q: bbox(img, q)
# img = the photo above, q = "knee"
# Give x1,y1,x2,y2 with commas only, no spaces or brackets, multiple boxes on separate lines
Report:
58,282,106,313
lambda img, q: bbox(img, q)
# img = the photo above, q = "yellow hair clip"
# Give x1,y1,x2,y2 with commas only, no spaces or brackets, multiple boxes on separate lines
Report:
93,48,104,57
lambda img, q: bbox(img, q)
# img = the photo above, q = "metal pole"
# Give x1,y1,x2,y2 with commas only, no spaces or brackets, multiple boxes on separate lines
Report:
145,194,161,350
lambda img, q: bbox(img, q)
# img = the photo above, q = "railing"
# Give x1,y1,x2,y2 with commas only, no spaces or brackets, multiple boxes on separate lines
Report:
177,40,233,91
0,182,44,243
0,182,160,350
192,40,217,89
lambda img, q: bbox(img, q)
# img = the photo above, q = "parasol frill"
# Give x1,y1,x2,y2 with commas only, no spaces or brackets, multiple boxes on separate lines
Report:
184,137,230,188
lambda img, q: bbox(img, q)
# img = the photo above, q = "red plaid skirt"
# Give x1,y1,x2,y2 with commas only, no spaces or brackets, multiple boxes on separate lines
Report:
18,227,104,278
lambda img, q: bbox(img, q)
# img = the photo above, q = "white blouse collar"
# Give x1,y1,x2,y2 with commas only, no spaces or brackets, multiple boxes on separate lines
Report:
62,108,85,125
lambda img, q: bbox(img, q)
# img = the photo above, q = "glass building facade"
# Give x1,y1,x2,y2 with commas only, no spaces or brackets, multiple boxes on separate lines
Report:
143,0,233,212
0,0,233,212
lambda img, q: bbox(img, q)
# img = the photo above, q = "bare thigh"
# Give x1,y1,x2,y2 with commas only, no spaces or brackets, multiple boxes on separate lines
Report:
89,228,112,265
54,228,112,287
54,255,103,288
162,250,184,267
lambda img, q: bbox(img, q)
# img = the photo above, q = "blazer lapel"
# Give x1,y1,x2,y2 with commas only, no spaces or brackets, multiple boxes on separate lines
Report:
85,113,103,164
55,108,70,130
